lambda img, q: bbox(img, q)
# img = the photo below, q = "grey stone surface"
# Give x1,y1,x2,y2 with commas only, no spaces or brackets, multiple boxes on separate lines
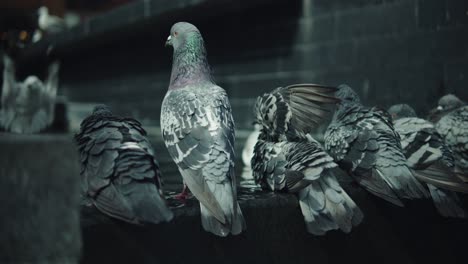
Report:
0,133,82,264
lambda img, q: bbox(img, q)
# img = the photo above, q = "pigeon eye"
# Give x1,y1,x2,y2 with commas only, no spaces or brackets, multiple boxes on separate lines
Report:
174,31,178,37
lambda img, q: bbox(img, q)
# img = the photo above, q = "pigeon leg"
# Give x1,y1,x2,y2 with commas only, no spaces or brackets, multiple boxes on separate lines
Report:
174,183,191,201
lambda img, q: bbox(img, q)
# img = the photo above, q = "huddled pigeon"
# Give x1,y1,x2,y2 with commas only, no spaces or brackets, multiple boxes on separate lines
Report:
429,95,468,182
0,54,59,134
251,84,363,235
324,85,429,207
388,104,467,218
161,22,245,237
75,105,173,224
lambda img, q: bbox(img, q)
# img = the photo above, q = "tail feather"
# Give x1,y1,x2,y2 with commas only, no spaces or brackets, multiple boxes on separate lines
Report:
411,163,468,194
298,172,363,235
353,168,404,207
94,182,173,225
121,182,174,224
427,184,467,219
377,165,429,200
455,166,468,183
201,180,246,237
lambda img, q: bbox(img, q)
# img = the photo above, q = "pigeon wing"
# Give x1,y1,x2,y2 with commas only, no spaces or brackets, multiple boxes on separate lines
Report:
161,88,236,224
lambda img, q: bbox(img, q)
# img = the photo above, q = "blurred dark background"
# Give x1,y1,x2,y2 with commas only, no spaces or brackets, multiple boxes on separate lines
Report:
1,0,467,131
2,1,468,264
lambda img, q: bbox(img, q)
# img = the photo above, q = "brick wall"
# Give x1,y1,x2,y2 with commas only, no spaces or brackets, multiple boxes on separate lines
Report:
48,0,468,128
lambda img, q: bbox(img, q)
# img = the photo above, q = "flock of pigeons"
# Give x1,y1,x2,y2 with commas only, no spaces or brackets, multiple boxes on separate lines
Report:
6,21,465,237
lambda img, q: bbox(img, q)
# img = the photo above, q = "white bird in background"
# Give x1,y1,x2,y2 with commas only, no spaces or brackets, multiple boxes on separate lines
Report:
33,6,67,43
0,54,60,134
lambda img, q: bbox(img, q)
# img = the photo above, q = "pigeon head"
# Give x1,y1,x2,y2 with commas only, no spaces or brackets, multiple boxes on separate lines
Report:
24,76,43,92
335,84,361,104
427,94,465,122
166,22,201,50
92,104,112,116
387,104,417,120
37,6,48,16
437,94,464,112
167,22,211,89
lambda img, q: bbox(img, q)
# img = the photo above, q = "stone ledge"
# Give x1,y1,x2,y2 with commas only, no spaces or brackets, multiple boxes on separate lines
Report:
2,133,468,264
0,133,81,264
80,182,468,264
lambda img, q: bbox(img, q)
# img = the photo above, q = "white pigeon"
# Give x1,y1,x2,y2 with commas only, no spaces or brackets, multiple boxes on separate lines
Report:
0,54,60,134
33,6,67,42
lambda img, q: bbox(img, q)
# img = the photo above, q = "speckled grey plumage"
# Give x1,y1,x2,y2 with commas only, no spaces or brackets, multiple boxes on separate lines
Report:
251,132,363,235
0,54,59,134
75,105,173,224
252,83,361,235
435,105,468,182
389,104,467,218
161,22,245,237
254,83,339,142
324,85,429,207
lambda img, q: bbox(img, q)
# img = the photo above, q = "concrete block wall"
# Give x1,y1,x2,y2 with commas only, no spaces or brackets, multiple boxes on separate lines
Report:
45,0,468,130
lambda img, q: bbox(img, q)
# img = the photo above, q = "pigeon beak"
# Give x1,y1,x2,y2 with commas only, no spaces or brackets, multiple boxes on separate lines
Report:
436,106,443,111
165,35,172,47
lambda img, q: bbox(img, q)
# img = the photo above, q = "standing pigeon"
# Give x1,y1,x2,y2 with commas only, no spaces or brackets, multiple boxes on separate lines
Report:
251,84,362,235
75,105,173,224
324,85,429,207
0,54,59,134
32,6,67,42
429,95,468,182
388,104,467,218
161,22,245,237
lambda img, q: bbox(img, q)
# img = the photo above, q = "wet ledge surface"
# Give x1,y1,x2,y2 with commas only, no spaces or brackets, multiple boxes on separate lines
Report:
81,180,468,264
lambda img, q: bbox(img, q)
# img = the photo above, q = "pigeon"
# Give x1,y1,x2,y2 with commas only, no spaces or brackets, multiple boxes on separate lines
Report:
75,105,173,224
324,85,429,207
429,95,468,182
0,54,59,134
388,104,468,218
251,83,362,235
33,6,67,42
252,132,363,235
161,22,245,237
254,83,339,142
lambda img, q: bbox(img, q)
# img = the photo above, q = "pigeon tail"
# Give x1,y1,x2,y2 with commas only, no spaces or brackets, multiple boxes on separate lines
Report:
122,182,174,224
201,178,246,237
427,184,467,219
377,165,430,200
94,181,173,225
298,171,363,235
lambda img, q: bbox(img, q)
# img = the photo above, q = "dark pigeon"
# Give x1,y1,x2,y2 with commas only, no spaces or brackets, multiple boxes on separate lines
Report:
429,95,468,182
75,105,173,224
161,22,245,237
252,132,363,235
324,85,429,207
388,104,468,218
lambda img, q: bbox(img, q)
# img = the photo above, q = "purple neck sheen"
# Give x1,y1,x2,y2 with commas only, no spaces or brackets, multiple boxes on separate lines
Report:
169,32,212,89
